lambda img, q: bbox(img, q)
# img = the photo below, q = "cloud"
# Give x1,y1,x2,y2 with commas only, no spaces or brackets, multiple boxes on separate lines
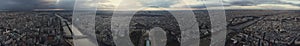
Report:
55,0,75,9
0,0,55,10
96,0,300,10
280,0,300,4
0,0,76,10
97,0,121,9
170,0,204,8
139,0,179,7
228,1,255,6
0,0,300,10
205,0,300,10
98,0,179,9
257,4,300,9
214,4,300,10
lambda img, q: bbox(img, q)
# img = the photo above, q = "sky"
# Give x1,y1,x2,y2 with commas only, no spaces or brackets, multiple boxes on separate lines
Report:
0,0,300,10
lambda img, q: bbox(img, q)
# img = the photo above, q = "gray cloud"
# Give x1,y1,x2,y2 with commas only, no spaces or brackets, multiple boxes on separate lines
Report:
0,0,300,10
224,0,283,6
279,0,300,6
56,0,75,10
0,0,47,10
0,0,76,11
229,1,255,6
138,0,179,8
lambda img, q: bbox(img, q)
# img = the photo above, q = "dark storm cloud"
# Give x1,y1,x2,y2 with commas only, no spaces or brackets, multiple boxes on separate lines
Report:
229,1,255,6
56,0,75,10
0,0,76,11
0,0,52,10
